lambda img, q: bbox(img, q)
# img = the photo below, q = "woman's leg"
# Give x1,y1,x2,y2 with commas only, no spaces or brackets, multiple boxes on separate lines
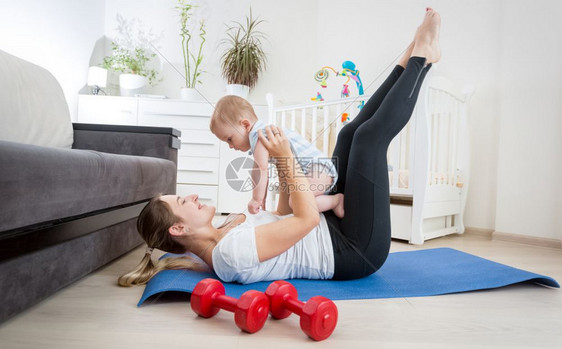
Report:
330,8,441,279
331,42,415,195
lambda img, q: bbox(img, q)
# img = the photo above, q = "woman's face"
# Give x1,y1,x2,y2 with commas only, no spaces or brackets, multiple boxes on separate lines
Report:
160,194,215,229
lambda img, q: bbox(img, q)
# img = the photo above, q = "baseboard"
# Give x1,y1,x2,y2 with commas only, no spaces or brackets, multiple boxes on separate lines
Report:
464,227,494,238
492,231,562,249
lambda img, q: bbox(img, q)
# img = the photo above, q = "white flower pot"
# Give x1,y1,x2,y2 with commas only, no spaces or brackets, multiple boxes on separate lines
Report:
180,87,204,101
225,84,249,99
119,74,147,96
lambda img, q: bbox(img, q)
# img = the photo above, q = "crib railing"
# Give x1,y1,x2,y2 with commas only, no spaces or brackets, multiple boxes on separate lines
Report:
425,78,471,190
266,93,418,196
388,116,415,196
266,76,472,200
266,94,370,156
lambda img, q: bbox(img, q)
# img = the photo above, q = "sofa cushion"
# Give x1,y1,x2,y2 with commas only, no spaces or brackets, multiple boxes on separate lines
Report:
0,50,73,148
0,140,176,233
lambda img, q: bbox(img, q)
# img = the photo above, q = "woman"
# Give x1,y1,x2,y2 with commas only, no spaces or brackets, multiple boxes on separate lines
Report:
119,8,441,286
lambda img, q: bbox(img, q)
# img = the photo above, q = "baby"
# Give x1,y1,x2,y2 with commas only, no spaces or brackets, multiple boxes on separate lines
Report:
210,95,344,217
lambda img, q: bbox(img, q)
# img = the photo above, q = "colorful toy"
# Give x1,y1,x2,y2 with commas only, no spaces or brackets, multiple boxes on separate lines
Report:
265,280,338,341
341,113,349,123
341,60,365,109
190,278,270,333
310,92,324,102
312,60,365,112
341,84,350,98
341,61,364,95
314,69,331,88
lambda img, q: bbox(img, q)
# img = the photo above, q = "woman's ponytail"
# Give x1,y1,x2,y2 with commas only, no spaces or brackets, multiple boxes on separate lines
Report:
118,250,207,287
118,250,156,287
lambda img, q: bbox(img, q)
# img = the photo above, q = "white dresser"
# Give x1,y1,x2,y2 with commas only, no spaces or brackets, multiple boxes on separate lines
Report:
77,95,267,214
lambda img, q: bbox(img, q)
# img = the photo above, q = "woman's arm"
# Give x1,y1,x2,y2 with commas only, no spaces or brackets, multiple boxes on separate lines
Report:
254,126,320,262
270,135,293,216
274,184,292,216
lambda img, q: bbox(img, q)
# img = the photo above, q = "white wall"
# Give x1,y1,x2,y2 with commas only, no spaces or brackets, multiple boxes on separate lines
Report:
0,0,105,121
495,0,562,240
1,0,559,241
101,0,320,105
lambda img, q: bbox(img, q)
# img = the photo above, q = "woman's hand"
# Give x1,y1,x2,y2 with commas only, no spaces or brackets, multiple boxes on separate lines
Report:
257,126,292,158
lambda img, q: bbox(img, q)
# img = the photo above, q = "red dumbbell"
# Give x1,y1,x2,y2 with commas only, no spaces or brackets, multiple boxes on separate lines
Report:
265,280,338,341
190,278,269,333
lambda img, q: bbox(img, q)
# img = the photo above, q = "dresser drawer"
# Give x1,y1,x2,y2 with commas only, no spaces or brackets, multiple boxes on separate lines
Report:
138,113,211,130
140,99,214,116
177,156,219,185
78,95,138,125
179,129,220,158
176,184,218,208
138,100,214,130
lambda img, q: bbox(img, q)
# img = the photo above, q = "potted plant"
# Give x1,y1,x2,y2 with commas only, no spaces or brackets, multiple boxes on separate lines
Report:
102,15,160,96
220,9,267,99
177,0,206,101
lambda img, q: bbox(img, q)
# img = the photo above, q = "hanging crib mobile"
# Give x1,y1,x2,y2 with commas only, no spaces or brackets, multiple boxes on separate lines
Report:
312,60,364,111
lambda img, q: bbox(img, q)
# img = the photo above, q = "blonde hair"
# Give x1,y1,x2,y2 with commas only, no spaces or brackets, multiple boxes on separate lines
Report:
118,195,241,287
210,95,258,134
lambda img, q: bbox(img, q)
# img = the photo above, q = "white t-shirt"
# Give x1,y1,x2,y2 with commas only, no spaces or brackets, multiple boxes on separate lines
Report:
212,211,334,284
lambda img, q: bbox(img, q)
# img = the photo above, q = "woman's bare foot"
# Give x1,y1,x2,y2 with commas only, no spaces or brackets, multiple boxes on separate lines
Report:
412,7,441,64
333,193,345,218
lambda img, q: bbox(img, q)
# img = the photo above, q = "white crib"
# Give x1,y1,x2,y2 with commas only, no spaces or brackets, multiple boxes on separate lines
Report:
265,76,474,244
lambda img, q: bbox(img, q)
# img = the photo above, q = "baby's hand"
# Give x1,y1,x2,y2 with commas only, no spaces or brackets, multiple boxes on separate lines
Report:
248,199,262,214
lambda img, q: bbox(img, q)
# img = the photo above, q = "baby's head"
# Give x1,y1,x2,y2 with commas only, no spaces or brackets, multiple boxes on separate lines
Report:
210,95,258,152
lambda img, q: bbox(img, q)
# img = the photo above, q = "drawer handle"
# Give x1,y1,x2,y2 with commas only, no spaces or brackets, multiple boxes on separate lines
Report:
182,141,217,146
181,169,215,173
142,112,210,118
121,110,133,114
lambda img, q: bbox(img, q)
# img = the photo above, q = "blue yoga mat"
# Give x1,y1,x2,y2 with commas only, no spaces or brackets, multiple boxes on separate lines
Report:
138,248,558,306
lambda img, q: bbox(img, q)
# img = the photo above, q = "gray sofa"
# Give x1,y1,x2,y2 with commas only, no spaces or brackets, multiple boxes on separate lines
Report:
0,50,180,322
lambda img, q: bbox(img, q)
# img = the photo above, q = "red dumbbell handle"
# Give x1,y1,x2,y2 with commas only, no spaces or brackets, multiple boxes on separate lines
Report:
212,293,238,313
282,297,305,316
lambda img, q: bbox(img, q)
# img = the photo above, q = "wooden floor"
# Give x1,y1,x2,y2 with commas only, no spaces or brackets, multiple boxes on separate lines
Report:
1,231,561,348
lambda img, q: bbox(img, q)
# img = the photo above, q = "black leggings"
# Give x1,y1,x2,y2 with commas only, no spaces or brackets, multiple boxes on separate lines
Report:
327,56,431,280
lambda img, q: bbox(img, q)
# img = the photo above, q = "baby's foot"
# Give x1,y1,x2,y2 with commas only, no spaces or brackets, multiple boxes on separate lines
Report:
333,193,345,218
412,7,441,64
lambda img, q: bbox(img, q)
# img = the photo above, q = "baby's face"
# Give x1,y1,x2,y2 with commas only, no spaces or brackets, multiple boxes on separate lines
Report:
213,120,251,152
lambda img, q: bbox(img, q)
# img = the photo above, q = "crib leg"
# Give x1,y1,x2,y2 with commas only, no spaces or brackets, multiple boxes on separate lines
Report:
455,213,466,234
410,206,425,245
